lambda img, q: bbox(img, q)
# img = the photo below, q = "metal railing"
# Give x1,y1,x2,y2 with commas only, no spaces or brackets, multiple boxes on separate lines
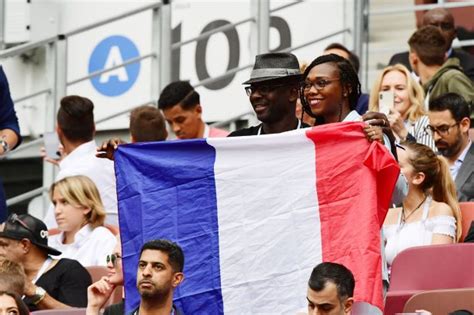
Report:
365,0,474,87
4,0,352,209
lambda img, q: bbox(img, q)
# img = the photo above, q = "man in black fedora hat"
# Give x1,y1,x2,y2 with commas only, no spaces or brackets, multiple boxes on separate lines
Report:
228,52,309,136
0,213,91,311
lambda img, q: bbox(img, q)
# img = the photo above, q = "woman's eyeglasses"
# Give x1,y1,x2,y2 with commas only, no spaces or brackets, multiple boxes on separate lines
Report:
106,253,122,267
8,213,35,235
302,78,340,92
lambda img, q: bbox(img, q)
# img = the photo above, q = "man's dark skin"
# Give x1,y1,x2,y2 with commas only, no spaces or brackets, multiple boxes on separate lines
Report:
248,78,301,134
422,8,456,48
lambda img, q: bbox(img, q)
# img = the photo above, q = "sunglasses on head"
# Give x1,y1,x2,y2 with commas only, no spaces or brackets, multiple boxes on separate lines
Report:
8,213,35,235
106,253,122,266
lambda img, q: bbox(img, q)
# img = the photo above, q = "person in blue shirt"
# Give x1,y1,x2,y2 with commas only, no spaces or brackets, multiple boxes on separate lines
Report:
0,66,22,222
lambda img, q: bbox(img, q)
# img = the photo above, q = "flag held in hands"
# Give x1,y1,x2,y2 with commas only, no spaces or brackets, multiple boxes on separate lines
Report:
115,122,400,314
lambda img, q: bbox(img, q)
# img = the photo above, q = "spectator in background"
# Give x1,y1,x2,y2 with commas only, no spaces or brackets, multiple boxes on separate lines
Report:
86,234,123,315
48,175,116,267
368,64,435,150
0,258,26,294
428,93,473,201
389,8,474,81
43,95,118,228
97,105,168,161
323,43,369,115
0,291,29,315
229,52,309,136
158,81,229,139
0,213,91,311
0,66,22,222
383,142,461,266
306,262,354,315
408,26,474,109
131,239,185,315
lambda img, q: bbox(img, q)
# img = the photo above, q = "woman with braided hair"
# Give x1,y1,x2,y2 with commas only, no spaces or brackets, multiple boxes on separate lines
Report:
383,142,461,266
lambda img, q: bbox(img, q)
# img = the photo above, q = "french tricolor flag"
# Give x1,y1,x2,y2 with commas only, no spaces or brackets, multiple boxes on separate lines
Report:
115,122,399,314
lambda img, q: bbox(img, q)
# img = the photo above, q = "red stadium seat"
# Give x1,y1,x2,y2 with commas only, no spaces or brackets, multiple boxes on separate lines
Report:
384,243,474,315
460,202,474,242
105,224,120,236
403,288,474,314
32,308,86,314
86,266,108,283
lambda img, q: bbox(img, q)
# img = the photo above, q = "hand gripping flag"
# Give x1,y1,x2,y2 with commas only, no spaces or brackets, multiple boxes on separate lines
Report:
115,122,400,314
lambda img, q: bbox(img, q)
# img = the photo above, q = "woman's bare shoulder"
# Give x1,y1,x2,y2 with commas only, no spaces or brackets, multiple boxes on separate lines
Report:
429,200,454,218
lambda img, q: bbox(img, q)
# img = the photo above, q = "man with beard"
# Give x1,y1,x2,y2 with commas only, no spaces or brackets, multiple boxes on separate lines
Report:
228,52,309,136
428,93,473,201
131,239,185,315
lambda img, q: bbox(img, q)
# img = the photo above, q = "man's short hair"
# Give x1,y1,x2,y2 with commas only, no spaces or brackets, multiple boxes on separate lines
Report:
140,239,184,273
130,105,167,142
158,81,200,111
324,43,360,73
408,25,447,66
57,95,95,142
429,93,472,122
0,259,26,295
308,262,355,300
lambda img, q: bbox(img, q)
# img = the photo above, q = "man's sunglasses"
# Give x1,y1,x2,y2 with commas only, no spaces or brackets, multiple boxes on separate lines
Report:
106,253,122,267
8,213,35,235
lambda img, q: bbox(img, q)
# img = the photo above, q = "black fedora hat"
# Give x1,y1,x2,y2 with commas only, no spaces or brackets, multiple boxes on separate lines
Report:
243,52,302,84
0,213,61,256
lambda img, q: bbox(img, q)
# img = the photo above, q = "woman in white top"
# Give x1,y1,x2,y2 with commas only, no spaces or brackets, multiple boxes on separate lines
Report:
369,64,435,150
48,175,116,267
383,142,461,266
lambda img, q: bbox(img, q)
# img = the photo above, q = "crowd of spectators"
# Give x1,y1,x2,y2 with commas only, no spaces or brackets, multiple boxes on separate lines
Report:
0,6,473,315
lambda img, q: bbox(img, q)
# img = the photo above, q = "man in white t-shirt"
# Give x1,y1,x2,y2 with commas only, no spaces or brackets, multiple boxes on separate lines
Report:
43,95,117,228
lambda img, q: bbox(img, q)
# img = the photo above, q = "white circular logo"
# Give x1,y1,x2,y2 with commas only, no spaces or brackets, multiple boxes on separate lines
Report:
40,230,49,239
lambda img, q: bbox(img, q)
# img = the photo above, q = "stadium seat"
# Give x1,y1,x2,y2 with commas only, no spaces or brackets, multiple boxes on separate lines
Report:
32,308,86,314
86,265,108,283
460,202,474,242
384,243,474,315
48,228,60,236
105,223,120,236
403,288,474,314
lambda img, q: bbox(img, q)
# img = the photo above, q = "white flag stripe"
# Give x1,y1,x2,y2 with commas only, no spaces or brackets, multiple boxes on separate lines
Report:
209,131,322,315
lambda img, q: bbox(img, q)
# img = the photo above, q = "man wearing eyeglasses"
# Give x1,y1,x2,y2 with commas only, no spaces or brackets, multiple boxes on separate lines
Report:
0,213,92,311
428,93,473,201
228,52,310,137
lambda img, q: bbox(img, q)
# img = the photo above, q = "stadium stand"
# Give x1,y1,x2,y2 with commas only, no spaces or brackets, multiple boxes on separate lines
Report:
385,243,474,314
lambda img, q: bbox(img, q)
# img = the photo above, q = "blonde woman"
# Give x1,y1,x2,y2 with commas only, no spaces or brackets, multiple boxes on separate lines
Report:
383,142,461,266
48,175,116,267
369,64,435,150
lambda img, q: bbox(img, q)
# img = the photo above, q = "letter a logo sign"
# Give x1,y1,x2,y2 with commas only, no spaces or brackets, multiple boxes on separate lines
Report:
89,35,140,97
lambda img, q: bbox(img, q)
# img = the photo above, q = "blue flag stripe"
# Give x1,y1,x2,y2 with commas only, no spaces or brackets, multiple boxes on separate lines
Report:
115,139,224,314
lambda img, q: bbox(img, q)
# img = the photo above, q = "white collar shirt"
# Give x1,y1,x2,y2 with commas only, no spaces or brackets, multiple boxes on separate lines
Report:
48,224,117,267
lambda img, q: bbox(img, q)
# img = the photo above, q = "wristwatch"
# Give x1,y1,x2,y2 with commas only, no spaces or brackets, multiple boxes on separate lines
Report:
0,138,10,156
32,286,47,305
